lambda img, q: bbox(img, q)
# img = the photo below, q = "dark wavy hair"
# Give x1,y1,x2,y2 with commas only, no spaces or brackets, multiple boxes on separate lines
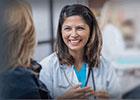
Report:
55,4,102,68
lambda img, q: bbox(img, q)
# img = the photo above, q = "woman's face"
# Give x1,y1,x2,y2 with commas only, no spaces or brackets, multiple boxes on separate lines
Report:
62,15,90,52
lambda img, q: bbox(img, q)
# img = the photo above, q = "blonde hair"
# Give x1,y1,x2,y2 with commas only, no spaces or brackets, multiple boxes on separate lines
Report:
0,0,36,72
99,1,118,29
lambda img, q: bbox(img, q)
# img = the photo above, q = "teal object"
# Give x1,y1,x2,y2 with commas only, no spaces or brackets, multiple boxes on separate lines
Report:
74,63,87,88
116,57,140,65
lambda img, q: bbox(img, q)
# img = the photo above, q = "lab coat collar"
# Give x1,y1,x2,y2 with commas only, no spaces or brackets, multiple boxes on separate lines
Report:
58,64,79,88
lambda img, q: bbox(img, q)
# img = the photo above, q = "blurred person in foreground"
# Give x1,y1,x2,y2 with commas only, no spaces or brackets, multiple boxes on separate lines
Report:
39,4,121,99
0,0,51,99
122,85,140,99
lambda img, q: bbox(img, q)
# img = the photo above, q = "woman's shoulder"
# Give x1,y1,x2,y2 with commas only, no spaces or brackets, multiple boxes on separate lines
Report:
41,52,57,61
40,52,58,64
0,67,34,92
100,56,111,66
0,67,51,99
40,52,60,69
1,67,35,81
99,55,118,77
103,24,120,34
99,56,114,71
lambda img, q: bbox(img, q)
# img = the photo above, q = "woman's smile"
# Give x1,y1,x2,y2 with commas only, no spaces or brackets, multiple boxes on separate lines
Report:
62,15,90,52
69,39,81,46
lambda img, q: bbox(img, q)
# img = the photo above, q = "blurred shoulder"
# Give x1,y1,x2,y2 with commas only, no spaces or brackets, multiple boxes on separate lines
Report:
99,56,115,71
40,52,60,69
100,56,111,66
40,52,58,64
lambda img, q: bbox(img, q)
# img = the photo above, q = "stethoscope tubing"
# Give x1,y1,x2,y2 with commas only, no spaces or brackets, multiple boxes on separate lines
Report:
62,66,96,99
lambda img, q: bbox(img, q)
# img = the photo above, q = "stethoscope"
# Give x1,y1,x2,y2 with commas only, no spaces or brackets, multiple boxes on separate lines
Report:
85,67,96,92
85,67,96,99
62,65,96,98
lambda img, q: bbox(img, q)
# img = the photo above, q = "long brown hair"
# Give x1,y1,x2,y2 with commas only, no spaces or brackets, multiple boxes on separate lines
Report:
55,4,102,68
0,0,36,72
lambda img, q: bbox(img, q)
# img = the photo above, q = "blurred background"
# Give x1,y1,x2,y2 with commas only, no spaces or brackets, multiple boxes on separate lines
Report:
28,0,140,96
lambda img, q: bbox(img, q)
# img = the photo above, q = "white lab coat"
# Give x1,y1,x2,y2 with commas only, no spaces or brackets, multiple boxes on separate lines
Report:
39,53,121,99
102,24,125,61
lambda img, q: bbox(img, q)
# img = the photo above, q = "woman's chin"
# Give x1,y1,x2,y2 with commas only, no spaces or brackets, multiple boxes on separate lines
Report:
69,47,82,52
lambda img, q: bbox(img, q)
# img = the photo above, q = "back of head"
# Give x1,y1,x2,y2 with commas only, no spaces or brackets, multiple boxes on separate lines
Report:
99,1,120,29
0,0,36,73
100,1,115,28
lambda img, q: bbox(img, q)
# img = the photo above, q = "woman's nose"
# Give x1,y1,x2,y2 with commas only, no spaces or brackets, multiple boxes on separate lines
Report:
70,28,78,37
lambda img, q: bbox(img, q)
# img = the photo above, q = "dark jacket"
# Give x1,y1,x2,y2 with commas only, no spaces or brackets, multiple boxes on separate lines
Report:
0,66,52,99
122,85,140,99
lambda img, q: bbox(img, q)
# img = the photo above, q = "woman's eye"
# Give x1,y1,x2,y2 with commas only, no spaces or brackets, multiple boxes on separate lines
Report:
63,27,71,31
77,27,84,30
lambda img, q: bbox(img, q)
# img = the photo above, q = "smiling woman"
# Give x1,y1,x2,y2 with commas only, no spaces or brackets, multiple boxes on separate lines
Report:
39,4,121,99
62,15,90,53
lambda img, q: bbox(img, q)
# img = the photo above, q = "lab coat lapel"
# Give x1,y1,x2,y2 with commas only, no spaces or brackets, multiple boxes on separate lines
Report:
58,65,79,88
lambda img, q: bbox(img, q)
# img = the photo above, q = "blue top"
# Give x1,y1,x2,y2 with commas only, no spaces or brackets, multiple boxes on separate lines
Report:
74,63,87,88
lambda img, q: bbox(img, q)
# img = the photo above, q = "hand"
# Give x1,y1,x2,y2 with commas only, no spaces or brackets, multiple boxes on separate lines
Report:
57,84,93,99
94,91,110,99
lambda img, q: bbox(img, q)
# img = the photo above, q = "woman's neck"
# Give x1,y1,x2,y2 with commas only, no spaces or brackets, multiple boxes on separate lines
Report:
69,50,84,71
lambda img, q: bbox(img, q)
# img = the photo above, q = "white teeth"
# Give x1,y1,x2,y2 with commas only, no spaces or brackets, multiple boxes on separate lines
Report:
70,40,80,45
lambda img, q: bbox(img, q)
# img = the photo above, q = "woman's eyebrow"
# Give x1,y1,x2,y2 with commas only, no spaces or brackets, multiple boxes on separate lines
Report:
63,24,86,27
